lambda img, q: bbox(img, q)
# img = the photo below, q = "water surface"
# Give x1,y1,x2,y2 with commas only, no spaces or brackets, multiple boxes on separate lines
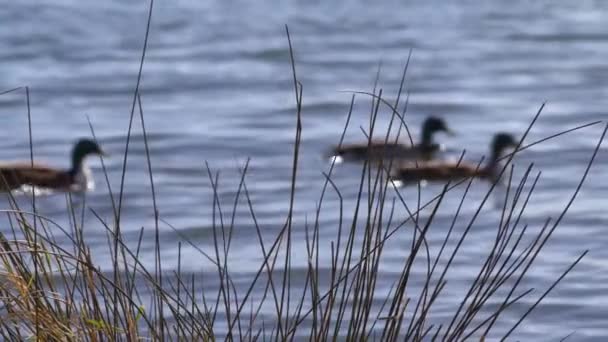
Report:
1,0,607,340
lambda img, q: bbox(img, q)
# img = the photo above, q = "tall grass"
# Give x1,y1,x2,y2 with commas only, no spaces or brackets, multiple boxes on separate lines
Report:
0,1,605,340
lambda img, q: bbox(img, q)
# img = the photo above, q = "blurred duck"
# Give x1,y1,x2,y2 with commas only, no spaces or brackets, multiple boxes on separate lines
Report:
390,133,518,184
0,138,106,193
329,116,453,163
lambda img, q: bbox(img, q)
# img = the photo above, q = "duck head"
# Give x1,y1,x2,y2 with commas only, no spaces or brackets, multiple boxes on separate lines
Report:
423,116,451,134
420,116,453,148
490,133,518,161
484,132,518,183
70,138,106,177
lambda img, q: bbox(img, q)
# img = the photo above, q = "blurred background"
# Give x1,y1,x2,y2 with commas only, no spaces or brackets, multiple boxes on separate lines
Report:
0,0,607,340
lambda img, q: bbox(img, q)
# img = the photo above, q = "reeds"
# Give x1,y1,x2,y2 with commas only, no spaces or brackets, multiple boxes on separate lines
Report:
0,1,605,340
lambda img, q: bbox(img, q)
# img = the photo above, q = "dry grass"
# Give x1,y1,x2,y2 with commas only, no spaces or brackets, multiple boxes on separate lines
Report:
0,1,605,341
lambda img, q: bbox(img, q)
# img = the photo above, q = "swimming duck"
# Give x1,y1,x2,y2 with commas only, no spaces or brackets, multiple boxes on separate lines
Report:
390,133,518,184
329,116,453,163
0,138,106,193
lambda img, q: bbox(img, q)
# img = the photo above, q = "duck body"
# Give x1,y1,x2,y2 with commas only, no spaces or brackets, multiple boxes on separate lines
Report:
331,141,440,163
0,163,75,192
390,133,518,185
391,161,491,184
329,116,452,163
0,139,104,193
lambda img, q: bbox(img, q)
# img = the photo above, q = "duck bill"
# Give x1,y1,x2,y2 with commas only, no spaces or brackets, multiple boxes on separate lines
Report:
445,128,456,137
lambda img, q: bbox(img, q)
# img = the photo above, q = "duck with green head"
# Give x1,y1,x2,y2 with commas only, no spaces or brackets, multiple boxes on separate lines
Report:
390,133,518,185
0,138,106,193
329,116,453,163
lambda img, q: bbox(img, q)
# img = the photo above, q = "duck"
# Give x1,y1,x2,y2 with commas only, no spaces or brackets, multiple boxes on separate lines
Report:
328,116,453,163
0,138,106,193
390,133,518,185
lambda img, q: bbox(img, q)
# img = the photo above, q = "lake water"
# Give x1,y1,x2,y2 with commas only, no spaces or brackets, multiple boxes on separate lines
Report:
1,0,607,340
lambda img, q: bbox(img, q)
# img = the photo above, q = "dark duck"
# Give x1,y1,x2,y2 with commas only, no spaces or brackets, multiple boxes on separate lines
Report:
329,116,453,163
0,138,106,193
390,133,518,185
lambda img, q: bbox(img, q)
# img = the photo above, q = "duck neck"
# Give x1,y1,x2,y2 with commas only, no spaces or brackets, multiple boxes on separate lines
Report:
69,154,85,180
483,147,503,180
420,128,434,148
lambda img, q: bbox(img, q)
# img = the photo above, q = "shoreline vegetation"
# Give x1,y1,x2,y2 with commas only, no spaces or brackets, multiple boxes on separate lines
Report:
0,1,606,340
